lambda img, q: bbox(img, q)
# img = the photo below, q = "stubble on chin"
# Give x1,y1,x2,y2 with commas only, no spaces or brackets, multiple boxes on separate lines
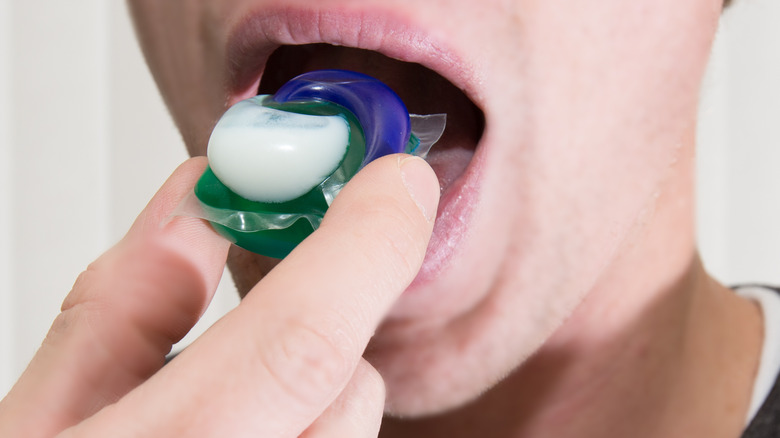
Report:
226,246,282,298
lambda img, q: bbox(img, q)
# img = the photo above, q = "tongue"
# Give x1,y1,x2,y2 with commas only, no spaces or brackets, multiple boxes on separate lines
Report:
259,44,483,192
425,147,474,192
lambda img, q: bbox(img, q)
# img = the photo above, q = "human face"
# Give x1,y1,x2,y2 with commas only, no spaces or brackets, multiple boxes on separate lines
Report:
129,0,722,416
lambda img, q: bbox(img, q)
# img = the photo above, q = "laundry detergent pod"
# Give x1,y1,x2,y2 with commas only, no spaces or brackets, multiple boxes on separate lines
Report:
195,69,444,258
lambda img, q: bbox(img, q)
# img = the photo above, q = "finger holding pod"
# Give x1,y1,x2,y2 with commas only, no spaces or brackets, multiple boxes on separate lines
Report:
192,69,445,258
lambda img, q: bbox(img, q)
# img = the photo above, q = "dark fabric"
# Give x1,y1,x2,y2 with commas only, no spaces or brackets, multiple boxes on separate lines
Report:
740,285,780,438
743,374,780,437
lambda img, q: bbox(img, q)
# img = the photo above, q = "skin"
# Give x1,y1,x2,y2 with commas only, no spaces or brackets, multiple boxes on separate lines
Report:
0,0,765,437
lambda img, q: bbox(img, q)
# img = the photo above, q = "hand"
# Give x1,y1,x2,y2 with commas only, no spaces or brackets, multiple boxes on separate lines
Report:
0,155,439,437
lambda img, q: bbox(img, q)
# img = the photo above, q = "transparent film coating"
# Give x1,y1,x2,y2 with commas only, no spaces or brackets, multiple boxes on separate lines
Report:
408,113,447,159
173,191,323,233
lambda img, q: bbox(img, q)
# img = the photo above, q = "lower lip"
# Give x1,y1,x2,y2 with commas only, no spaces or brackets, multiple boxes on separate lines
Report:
411,146,482,287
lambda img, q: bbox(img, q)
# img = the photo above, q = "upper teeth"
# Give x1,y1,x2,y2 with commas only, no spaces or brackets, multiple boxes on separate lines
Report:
207,95,350,203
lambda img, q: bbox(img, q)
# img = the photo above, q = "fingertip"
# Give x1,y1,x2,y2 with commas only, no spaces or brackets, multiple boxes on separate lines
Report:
292,153,438,302
399,156,440,223
326,153,439,226
130,157,209,234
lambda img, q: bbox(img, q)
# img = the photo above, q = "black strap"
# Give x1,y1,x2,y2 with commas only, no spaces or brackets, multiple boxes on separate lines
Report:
740,285,780,437
742,369,780,437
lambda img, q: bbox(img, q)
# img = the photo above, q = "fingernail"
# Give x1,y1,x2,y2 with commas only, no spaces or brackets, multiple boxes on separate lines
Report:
400,156,440,222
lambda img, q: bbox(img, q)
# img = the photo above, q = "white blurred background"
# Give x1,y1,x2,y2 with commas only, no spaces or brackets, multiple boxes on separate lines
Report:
0,1,779,397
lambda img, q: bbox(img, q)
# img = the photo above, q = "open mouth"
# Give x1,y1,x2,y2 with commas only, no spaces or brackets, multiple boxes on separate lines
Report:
258,44,485,196
224,8,487,291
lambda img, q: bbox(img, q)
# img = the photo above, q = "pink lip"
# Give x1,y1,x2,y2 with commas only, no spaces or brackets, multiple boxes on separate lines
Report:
224,5,486,291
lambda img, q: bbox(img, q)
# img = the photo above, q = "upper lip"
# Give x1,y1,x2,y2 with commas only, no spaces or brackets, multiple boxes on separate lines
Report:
223,5,482,109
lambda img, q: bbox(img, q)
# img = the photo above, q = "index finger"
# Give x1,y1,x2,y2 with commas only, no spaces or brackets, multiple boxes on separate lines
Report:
65,155,439,437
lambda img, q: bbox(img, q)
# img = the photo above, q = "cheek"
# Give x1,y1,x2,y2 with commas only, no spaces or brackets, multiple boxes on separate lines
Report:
473,1,720,303
486,0,719,224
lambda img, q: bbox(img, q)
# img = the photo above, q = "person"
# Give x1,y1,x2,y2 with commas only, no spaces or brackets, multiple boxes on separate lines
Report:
0,0,776,436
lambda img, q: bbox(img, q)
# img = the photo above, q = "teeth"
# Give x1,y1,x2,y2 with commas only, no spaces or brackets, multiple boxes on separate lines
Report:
207,96,350,203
